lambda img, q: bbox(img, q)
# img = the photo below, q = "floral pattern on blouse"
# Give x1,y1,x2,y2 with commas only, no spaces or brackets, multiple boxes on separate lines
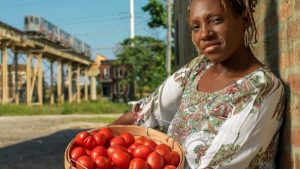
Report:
132,55,285,169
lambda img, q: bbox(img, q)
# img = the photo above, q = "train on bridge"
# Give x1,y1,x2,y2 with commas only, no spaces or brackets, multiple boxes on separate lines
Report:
24,15,92,58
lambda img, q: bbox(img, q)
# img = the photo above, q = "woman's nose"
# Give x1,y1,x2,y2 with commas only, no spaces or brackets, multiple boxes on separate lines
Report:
200,26,212,41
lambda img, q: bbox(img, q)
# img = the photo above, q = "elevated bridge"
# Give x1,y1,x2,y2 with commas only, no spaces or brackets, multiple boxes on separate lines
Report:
0,21,97,105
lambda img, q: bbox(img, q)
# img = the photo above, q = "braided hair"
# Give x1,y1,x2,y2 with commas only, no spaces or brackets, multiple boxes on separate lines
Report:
223,0,258,46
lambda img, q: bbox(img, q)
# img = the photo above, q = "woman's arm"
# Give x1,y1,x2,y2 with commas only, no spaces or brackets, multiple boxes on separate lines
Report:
109,112,135,126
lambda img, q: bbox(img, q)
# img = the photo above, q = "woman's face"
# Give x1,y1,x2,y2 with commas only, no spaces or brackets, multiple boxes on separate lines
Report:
189,0,245,63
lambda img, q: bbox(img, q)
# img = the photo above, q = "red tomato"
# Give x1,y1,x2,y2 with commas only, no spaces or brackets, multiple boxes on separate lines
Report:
146,152,164,169
91,146,108,161
129,158,150,169
70,147,87,161
120,132,135,147
110,136,127,147
94,156,112,169
76,156,94,169
85,149,91,156
154,147,170,165
163,165,176,169
94,133,107,146
135,137,147,144
128,143,142,155
129,143,142,150
99,127,113,140
107,145,129,159
84,136,98,150
143,139,157,150
133,145,153,160
168,151,180,167
111,149,132,169
155,143,172,152
75,131,89,145
75,131,97,150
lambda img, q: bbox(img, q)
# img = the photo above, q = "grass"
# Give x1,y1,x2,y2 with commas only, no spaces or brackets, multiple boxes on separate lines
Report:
0,99,130,116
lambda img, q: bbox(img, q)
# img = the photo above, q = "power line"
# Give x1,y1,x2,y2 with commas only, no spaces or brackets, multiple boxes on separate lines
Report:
0,0,64,8
54,12,146,22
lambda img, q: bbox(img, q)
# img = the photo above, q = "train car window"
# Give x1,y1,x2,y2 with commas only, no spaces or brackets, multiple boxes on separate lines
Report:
34,17,39,25
30,17,34,23
24,17,29,25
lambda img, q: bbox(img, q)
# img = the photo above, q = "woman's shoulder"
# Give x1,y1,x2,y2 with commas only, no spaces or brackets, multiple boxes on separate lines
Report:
173,55,210,86
240,66,284,97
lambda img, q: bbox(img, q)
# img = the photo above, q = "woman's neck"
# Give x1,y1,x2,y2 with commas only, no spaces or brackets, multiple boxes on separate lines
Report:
212,46,263,77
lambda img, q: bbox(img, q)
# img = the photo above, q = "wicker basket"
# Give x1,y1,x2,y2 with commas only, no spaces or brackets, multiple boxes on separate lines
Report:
64,125,185,169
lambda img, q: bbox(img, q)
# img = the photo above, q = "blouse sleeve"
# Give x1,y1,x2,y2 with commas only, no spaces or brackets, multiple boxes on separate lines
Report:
132,56,202,132
198,77,285,169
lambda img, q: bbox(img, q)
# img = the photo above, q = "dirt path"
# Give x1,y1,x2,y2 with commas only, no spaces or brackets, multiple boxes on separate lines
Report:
0,114,121,169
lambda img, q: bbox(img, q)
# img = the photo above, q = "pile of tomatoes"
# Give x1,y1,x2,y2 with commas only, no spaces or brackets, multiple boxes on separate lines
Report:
69,127,181,169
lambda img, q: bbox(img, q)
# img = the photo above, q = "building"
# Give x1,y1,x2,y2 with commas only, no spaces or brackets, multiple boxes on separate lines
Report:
98,55,134,102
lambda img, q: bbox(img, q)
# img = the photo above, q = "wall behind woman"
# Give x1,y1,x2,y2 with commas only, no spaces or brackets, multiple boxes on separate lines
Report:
252,1,299,168
173,0,299,168
173,0,197,69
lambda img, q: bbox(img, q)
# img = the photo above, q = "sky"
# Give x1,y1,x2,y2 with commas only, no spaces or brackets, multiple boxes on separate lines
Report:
0,0,165,60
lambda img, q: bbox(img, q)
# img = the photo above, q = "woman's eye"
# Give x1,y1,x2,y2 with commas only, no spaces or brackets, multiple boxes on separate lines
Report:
190,25,200,32
211,17,222,24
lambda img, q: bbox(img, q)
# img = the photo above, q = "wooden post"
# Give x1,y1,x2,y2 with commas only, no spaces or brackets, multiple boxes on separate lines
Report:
68,63,73,103
57,60,63,103
1,42,8,104
84,68,88,101
37,53,43,105
26,52,32,105
50,60,54,105
14,52,19,104
76,65,81,103
91,76,97,101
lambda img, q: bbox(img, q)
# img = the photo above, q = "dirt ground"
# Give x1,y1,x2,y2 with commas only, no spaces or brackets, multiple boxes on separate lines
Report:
0,114,121,169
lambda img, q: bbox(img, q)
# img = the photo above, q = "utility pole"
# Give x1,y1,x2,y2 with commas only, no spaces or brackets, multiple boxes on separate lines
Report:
166,0,172,76
130,0,135,39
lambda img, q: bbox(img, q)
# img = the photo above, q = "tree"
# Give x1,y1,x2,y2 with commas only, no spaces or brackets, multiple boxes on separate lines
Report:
142,0,167,29
115,36,167,98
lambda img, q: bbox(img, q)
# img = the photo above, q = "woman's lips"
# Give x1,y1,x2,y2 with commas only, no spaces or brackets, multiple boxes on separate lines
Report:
203,43,221,54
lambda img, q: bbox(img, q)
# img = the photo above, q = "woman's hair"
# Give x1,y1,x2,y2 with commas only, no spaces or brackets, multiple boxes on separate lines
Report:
224,0,258,46
189,0,258,46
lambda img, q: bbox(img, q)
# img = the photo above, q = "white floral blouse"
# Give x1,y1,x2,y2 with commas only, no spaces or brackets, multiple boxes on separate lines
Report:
132,55,285,169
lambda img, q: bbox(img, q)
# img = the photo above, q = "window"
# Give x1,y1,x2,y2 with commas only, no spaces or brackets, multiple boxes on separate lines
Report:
30,17,34,23
34,17,39,25
25,17,29,25
118,67,124,78
119,83,123,94
104,68,109,79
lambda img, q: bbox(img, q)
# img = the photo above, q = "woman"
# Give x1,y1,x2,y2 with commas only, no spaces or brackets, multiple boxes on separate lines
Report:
111,0,285,168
